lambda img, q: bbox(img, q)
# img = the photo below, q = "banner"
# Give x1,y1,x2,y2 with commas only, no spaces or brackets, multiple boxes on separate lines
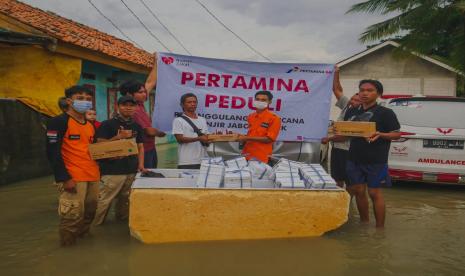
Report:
153,53,334,141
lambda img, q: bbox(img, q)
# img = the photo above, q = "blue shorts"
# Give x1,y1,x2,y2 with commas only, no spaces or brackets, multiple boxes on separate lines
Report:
346,161,392,188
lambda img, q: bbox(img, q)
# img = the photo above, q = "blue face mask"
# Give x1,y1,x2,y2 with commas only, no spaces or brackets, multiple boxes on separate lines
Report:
72,100,93,114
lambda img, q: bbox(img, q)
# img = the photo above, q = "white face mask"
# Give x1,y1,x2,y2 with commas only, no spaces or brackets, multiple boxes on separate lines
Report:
253,100,268,110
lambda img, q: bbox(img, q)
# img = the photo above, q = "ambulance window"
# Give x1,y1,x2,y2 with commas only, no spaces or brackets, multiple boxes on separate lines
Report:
389,99,465,128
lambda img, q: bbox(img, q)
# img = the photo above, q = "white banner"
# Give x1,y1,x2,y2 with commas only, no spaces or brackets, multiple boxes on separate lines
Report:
153,53,334,141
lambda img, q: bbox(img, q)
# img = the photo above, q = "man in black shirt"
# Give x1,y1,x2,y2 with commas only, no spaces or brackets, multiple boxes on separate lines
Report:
93,96,145,225
343,80,400,228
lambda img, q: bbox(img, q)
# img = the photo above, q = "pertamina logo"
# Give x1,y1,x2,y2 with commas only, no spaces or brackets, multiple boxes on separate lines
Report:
162,56,175,65
286,66,332,74
437,128,453,135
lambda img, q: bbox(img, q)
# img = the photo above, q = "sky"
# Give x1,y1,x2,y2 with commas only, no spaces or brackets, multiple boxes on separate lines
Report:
22,0,392,63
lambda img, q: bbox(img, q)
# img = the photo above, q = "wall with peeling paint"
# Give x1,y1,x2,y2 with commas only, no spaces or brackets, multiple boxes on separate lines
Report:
0,45,81,117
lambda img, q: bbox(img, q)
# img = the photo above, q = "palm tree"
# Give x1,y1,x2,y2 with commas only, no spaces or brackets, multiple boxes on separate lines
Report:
347,0,465,74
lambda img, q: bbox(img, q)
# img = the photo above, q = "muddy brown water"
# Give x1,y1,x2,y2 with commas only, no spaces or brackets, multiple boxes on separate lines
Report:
1,144,465,275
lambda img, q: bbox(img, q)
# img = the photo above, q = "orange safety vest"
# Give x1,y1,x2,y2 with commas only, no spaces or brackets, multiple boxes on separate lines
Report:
242,109,281,163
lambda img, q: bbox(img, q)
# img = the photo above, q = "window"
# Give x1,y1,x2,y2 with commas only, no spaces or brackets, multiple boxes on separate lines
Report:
82,84,96,109
389,99,465,128
82,73,96,80
107,88,118,119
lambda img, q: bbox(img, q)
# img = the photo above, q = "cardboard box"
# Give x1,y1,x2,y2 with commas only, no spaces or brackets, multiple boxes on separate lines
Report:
88,138,138,160
207,133,240,142
333,121,376,137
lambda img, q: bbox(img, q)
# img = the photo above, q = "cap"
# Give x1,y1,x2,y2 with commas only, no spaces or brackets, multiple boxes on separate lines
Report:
118,95,137,105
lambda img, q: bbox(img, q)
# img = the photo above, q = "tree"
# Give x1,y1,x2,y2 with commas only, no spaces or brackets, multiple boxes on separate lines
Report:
347,0,465,75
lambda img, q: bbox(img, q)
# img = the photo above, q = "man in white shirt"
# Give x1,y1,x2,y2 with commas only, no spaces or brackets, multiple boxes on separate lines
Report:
322,67,360,187
172,93,211,169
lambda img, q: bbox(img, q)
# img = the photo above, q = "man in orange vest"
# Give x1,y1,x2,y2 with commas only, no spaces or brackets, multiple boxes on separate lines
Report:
239,90,281,164
46,85,100,246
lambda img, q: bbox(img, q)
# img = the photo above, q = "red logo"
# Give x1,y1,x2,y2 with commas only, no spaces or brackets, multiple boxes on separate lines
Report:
391,146,408,156
162,56,174,65
437,128,453,135
393,146,407,153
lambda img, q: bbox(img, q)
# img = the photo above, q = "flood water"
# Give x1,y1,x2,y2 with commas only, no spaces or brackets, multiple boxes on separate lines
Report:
1,143,465,275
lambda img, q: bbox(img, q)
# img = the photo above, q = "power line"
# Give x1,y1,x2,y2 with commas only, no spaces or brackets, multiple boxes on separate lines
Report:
194,0,272,62
87,0,142,48
119,0,172,53
138,0,192,55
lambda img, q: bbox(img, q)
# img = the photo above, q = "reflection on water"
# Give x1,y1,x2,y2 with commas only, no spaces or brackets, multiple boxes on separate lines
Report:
156,143,179,169
1,143,465,275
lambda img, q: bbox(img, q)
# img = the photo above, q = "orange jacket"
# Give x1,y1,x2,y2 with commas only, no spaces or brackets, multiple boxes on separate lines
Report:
242,109,281,163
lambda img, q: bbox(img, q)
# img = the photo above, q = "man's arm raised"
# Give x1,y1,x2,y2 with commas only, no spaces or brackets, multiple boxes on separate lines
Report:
145,52,158,93
333,66,343,100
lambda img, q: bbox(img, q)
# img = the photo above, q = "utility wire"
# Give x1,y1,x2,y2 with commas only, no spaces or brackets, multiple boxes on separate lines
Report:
87,0,142,48
138,0,192,55
119,0,172,52
194,0,272,62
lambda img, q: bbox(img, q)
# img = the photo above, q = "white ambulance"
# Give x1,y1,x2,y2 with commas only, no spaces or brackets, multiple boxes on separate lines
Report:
385,97,465,184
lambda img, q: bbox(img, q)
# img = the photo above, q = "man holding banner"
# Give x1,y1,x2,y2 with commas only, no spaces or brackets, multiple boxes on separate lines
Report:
238,90,281,164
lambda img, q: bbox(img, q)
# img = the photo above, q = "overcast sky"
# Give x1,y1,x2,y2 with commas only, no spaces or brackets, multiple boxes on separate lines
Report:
22,0,391,63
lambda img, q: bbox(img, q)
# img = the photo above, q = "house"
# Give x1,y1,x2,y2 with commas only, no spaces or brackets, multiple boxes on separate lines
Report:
0,0,158,184
0,0,154,120
331,40,461,119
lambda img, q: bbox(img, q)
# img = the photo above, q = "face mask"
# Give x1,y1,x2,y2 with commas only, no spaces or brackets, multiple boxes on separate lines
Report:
72,100,93,114
253,100,268,110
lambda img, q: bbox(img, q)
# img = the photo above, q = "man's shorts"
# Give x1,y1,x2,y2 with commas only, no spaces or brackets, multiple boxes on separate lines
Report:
330,147,349,182
346,161,392,188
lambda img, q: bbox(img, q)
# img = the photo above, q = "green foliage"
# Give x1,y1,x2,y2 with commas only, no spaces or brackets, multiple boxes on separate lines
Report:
348,0,465,74
457,76,465,97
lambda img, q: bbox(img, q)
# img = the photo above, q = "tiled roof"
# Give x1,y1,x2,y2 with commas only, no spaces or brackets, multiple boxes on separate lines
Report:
0,0,153,68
